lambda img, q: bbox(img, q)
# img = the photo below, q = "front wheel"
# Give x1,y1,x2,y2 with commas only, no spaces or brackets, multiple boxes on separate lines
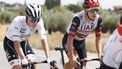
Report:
30,64,37,69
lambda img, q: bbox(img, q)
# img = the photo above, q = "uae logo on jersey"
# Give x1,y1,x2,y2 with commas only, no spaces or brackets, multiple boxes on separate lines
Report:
80,23,95,31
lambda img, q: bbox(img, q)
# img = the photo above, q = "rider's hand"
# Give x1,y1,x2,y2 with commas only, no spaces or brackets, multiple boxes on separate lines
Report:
98,53,103,64
26,54,37,63
21,58,29,65
69,55,81,67
46,58,52,63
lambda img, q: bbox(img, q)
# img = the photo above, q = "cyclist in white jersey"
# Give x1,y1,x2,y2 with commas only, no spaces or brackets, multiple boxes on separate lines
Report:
99,15,122,69
62,0,103,69
3,3,51,69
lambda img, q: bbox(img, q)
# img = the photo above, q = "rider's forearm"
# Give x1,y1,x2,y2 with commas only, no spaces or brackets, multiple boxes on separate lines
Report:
95,36,102,57
41,39,50,59
67,35,74,59
14,41,26,59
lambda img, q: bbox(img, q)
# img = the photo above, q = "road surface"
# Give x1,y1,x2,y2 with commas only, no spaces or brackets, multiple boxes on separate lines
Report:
0,43,100,69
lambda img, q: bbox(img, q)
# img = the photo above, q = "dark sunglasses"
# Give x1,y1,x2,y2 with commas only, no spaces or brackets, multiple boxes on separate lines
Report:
28,16,40,23
89,8,99,13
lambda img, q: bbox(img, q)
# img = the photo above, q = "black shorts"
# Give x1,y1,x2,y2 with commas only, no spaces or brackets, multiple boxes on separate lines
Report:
3,36,35,62
99,62,115,69
62,33,87,59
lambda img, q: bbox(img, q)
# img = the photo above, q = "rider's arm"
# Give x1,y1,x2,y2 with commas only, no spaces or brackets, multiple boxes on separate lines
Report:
14,41,26,59
11,17,27,60
37,19,50,59
95,34,102,58
67,34,75,59
67,17,80,60
95,17,103,58
41,39,50,59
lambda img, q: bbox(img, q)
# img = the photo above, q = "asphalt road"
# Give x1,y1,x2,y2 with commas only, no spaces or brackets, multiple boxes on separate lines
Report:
0,43,100,69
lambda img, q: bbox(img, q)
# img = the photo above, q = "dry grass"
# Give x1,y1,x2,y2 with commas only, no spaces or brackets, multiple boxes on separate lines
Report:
86,33,110,53
29,31,63,50
29,32,110,52
0,24,110,52
0,24,8,42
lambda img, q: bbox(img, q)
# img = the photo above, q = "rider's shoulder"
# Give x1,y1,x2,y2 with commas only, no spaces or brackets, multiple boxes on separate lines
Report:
12,16,26,22
73,11,85,20
74,11,84,17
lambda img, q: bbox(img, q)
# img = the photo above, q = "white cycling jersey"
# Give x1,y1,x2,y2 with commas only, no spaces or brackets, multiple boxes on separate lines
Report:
6,16,47,42
66,11,102,40
103,23,122,69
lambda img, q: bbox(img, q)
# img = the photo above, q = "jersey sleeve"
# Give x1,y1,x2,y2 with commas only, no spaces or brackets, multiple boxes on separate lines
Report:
69,17,80,36
11,17,21,41
95,17,103,36
36,19,47,40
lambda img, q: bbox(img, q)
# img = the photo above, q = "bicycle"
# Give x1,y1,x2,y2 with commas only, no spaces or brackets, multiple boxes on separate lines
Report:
21,59,59,69
77,58,100,69
55,47,100,69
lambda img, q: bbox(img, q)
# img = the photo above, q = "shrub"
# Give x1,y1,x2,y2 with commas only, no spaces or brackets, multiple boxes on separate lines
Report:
43,8,74,34
0,6,25,24
101,10,121,34
66,4,83,13
0,11,18,23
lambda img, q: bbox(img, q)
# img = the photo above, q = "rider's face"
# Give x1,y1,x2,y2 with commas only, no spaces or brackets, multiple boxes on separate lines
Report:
27,16,40,28
87,8,99,20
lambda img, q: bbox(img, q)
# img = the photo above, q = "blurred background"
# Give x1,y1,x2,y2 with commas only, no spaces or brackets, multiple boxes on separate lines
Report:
0,0,122,52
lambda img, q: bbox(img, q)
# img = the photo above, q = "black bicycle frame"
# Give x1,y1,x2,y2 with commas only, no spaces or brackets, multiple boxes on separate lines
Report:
55,47,65,66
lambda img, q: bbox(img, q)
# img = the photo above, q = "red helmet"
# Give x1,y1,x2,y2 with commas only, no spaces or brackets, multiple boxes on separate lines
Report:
83,0,100,9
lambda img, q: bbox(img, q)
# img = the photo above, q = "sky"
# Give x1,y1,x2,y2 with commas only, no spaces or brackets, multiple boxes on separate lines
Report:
0,0,122,9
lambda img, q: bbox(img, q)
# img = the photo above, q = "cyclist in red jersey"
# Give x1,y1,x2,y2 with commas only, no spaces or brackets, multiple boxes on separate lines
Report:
99,15,122,69
62,0,103,69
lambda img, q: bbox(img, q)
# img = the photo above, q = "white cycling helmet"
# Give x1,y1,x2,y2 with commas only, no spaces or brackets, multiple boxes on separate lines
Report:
25,3,42,23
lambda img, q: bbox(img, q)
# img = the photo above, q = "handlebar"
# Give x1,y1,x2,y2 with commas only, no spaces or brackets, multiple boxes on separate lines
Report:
21,60,48,68
78,58,99,62
55,47,65,51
